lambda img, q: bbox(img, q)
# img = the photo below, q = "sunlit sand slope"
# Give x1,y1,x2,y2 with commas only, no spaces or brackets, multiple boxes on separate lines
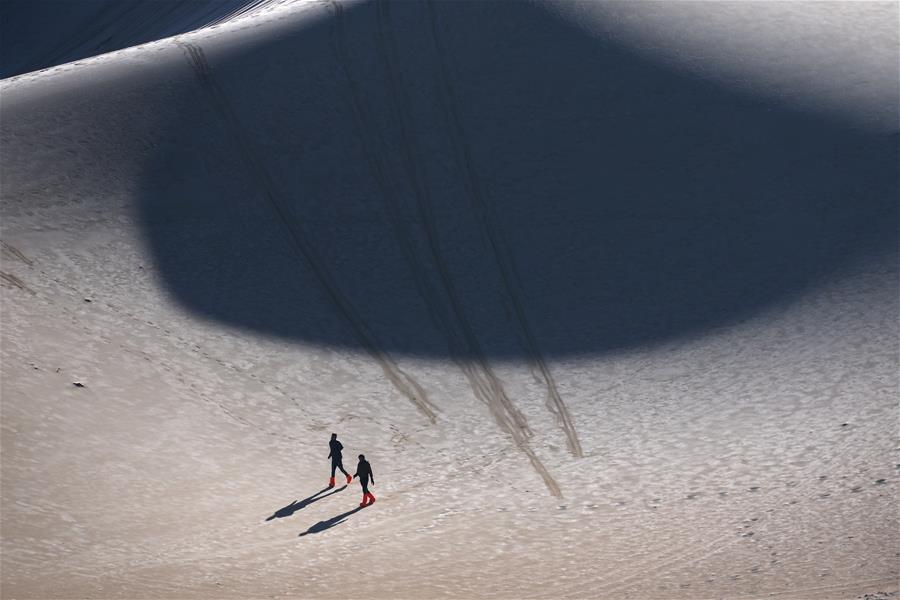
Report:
1,1,897,598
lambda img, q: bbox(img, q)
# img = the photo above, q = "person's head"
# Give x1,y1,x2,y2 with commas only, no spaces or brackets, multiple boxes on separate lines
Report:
358,454,365,461
331,433,337,440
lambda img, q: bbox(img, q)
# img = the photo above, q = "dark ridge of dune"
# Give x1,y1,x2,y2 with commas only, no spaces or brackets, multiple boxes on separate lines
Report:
0,0,263,79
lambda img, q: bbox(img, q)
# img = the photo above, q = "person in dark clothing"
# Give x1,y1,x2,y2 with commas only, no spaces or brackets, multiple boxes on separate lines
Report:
328,433,351,488
353,454,375,507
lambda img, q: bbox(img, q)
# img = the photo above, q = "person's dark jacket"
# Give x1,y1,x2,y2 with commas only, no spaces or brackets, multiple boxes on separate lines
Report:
355,459,374,484
328,439,343,460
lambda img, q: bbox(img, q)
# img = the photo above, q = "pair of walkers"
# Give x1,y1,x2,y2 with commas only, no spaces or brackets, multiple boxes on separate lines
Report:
328,433,376,507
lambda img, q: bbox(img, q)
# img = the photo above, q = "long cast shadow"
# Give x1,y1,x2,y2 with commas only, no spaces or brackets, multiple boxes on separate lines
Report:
137,0,897,359
297,506,365,537
265,485,347,522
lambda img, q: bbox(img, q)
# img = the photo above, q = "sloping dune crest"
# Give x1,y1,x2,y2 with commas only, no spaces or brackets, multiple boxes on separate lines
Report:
0,0,283,79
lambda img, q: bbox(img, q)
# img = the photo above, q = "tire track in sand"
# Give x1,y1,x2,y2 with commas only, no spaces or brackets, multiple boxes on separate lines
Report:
0,240,34,266
177,40,437,423
424,0,583,459
0,271,36,295
328,0,561,496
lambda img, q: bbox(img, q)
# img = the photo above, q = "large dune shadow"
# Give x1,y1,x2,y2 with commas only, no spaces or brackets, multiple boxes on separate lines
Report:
139,0,898,359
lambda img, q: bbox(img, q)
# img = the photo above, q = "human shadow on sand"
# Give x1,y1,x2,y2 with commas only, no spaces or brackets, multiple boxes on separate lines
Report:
265,486,347,522
298,506,365,537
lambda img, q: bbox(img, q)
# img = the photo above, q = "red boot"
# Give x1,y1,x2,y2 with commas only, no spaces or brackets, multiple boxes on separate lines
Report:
365,492,376,505
359,494,368,508
328,476,335,488
346,473,352,484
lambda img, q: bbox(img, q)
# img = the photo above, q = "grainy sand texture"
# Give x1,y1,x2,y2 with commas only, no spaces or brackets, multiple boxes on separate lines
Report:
1,1,897,598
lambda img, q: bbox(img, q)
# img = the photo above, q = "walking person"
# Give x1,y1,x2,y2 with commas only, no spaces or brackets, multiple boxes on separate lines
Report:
328,433,352,488
353,454,375,507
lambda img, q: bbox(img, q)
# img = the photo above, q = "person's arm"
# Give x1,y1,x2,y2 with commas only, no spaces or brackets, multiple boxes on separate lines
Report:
327,446,332,459
370,466,374,486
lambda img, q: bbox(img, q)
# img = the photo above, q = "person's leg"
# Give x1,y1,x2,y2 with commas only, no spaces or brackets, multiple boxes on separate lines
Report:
362,480,375,506
329,461,337,487
360,481,369,507
337,460,351,483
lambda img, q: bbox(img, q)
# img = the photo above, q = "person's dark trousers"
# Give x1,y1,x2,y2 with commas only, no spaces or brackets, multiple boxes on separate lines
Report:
329,459,351,487
360,479,375,506
331,460,349,478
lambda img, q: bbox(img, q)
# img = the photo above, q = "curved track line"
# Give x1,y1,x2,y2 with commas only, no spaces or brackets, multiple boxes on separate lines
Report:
424,0,583,459
0,240,35,266
730,577,900,599
177,40,437,423
328,0,560,497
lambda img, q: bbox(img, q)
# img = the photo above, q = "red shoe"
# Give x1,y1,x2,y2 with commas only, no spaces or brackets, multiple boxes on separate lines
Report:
328,476,335,488
365,492,376,505
346,474,352,484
